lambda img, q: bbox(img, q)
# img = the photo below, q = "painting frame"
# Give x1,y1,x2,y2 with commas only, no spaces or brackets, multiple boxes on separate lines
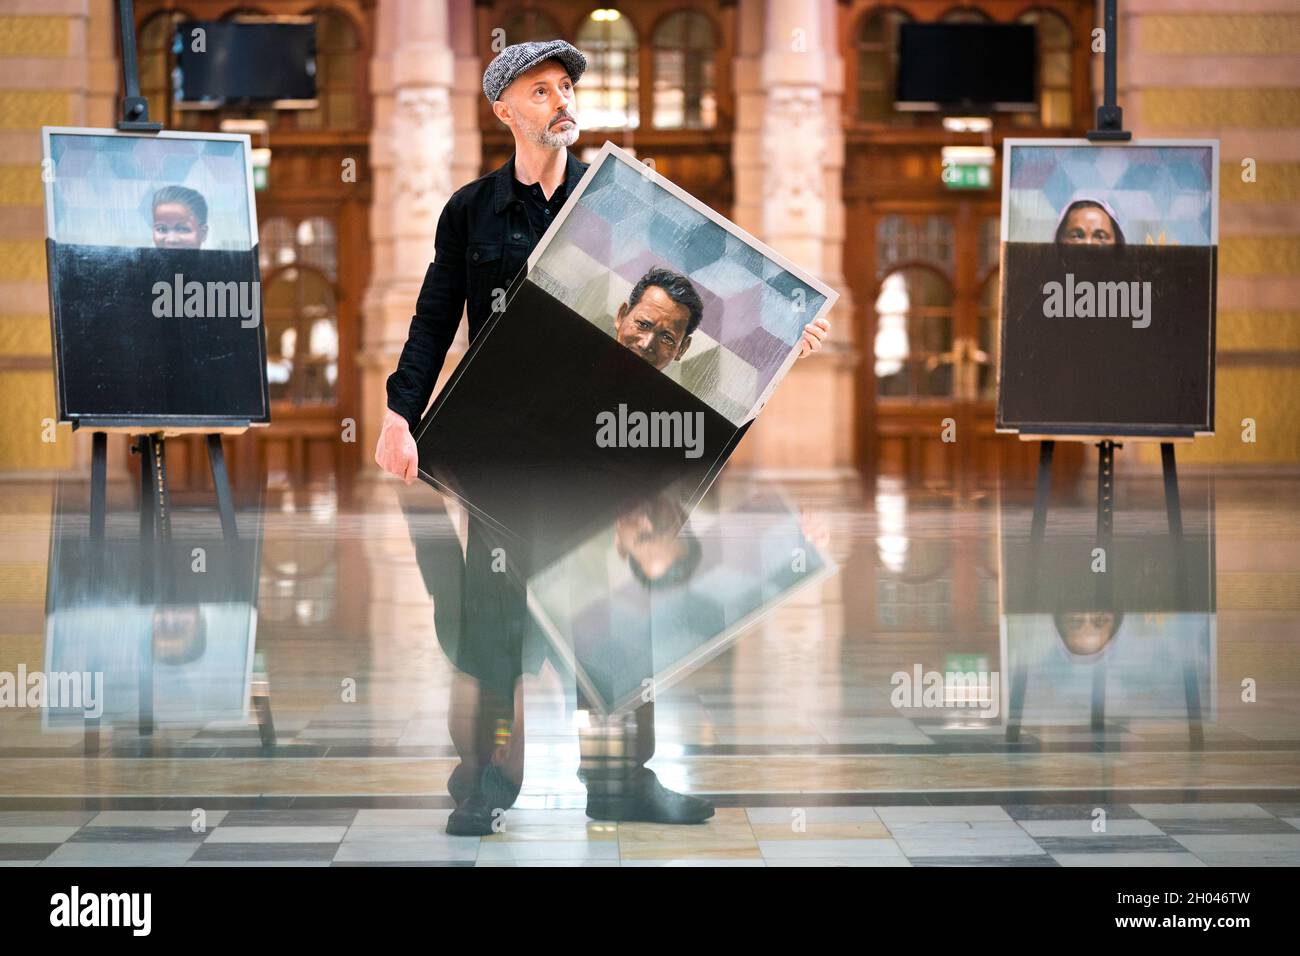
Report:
41,125,269,429
996,137,1219,439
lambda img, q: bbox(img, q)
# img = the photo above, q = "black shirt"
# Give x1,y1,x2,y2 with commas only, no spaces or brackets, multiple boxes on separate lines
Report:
385,152,589,433
512,176,568,244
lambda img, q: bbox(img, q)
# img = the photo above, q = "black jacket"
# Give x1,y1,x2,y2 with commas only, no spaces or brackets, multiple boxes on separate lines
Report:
385,151,590,432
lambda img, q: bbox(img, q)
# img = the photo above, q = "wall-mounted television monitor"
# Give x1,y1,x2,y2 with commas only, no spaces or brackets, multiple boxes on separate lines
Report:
896,23,1037,112
174,18,317,109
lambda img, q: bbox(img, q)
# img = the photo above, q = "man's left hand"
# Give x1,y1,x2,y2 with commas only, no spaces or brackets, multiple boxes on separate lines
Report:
798,316,830,358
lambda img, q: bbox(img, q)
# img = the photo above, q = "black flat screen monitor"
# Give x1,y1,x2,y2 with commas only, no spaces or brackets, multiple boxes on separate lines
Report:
175,20,316,107
896,23,1036,112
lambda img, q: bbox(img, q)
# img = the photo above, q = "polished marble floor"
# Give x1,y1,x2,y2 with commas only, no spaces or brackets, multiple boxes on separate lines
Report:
1,468,1298,866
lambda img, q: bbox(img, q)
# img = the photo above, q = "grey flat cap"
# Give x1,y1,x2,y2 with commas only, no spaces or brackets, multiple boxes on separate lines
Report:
482,39,586,104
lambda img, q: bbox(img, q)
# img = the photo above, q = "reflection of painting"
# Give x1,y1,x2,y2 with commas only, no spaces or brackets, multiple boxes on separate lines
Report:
45,130,256,250
42,491,262,728
1004,612,1215,724
527,486,834,715
41,127,268,425
530,142,835,425
45,603,257,726
999,492,1217,731
997,139,1218,437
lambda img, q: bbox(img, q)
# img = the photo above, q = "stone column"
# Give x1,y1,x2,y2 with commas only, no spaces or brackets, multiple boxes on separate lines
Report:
729,0,857,478
358,1,484,658
358,0,480,486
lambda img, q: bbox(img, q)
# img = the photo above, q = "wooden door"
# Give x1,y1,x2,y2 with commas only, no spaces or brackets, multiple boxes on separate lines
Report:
849,193,1081,489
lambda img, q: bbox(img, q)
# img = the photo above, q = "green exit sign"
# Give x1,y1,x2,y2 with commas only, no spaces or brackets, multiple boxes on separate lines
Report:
942,162,992,190
945,653,990,674
253,165,269,191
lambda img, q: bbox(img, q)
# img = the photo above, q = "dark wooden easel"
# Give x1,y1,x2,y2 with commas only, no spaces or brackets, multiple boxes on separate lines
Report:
75,0,273,751
1004,0,1203,747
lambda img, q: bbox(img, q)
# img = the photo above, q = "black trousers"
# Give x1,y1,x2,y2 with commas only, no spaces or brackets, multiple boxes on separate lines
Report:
400,489,656,807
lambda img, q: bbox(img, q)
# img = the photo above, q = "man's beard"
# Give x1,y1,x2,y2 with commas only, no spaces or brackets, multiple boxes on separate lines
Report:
521,111,579,149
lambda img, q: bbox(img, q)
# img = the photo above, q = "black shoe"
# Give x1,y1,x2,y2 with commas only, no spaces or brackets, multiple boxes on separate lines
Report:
446,791,496,836
445,764,519,836
447,763,476,808
480,762,520,813
585,770,714,825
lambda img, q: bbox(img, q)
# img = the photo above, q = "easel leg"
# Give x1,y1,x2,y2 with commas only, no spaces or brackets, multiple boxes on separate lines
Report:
1161,442,1184,540
136,435,155,540
90,432,107,541
1009,440,1055,743
207,434,238,539
1161,442,1203,748
86,431,108,755
1030,440,1055,542
154,434,170,540
254,693,277,749
133,434,164,738
1091,663,1107,734
1089,441,1120,741
1095,440,1116,545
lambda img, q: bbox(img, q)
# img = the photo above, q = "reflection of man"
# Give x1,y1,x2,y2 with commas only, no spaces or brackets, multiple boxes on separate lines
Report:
613,267,702,371
152,185,209,249
615,493,701,586
581,492,713,825
399,482,716,835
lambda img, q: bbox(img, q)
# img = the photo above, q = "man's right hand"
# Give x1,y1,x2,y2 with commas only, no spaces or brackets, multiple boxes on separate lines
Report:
375,408,420,485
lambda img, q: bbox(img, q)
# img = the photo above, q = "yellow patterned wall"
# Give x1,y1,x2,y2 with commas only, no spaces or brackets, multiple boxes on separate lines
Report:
1142,16,1300,56
1221,163,1300,203
0,370,72,470
0,164,43,206
0,239,46,281
0,17,68,57
1218,312,1300,352
0,91,70,129
1141,89,1300,129
1220,237,1300,277
1130,8,1300,469
0,9,86,476
1173,367,1300,464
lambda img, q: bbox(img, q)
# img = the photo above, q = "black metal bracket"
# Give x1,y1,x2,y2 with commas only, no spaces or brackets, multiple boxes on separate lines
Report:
116,0,162,132
1087,0,1132,142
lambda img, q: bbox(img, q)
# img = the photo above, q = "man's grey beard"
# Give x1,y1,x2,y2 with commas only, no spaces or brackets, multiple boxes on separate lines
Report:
522,114,579,149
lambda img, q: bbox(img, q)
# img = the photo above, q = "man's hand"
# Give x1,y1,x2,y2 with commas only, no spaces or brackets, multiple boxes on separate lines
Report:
798,315,830,358
375,408,420,485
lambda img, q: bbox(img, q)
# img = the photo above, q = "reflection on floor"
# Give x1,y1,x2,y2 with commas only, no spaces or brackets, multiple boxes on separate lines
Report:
1,471,1298,866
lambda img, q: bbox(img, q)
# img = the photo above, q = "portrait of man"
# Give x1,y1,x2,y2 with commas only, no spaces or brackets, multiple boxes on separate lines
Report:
522,141,836,428
612,267,703,372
